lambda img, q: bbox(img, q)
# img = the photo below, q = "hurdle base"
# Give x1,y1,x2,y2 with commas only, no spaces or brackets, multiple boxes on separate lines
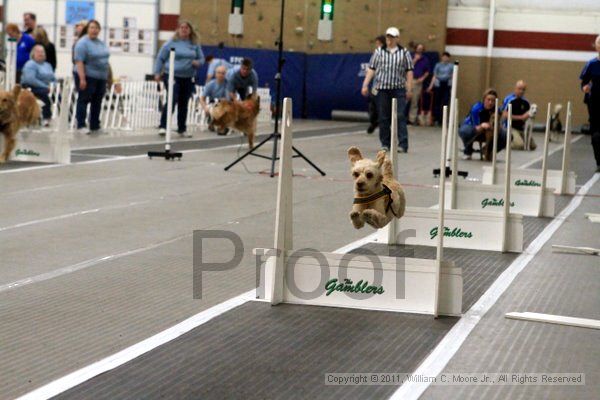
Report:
433,165,468,179
482,166,577,195
147,149,182,160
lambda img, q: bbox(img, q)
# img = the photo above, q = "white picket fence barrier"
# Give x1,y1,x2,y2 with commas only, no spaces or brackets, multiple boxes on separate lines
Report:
46,80,272,134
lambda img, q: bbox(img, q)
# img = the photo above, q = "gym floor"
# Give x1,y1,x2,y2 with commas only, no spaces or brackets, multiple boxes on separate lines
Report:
1,123,598,399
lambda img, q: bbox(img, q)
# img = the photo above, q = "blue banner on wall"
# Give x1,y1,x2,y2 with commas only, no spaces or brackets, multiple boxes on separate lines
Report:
66,1,95,25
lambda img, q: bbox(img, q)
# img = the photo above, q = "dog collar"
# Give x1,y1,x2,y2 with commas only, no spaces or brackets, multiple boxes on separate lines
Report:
353,184,392,205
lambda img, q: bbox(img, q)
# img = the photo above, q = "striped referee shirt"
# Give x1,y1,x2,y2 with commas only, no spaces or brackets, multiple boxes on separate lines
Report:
369,46,414,90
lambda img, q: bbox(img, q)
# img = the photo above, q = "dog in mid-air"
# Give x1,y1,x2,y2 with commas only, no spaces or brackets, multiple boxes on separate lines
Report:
209,94,260,148
348,147,406,229
0,85,41,163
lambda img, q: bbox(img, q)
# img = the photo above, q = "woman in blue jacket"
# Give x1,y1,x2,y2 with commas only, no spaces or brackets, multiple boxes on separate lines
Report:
21,45,56,125
154,21,204,137
458,88,507,160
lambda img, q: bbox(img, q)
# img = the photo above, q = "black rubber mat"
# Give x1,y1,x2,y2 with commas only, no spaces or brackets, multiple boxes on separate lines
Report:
73,125,364,157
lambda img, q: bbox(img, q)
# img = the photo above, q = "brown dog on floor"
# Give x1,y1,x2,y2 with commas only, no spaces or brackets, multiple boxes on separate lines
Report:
348,147,406,229
210,94,260,148
0,85,41,163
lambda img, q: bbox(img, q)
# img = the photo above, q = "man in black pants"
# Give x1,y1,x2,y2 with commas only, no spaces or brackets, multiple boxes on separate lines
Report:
580,35,600,172
367,35,386,134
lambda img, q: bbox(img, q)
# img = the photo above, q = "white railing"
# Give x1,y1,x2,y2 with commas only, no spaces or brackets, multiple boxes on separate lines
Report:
46,80,272,134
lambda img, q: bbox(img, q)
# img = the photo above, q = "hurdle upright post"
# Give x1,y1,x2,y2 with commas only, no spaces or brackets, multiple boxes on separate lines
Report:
491,98,499,184
560,101,572,194
434,105,449,318
269,97,294,305
538,103,552,217
449,100,459,209
501,104,513,252
445,62,459,168
387,98,399,244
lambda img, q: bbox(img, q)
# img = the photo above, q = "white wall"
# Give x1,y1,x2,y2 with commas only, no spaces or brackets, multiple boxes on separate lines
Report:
3,0,158,80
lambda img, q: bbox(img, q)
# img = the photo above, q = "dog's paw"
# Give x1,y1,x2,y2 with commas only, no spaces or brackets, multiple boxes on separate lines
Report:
350,211,364,229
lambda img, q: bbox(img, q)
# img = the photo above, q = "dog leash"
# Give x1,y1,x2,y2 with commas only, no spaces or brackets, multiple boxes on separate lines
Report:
353,184,399,217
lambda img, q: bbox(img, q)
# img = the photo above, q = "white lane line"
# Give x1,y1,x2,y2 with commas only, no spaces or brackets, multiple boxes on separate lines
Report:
518,135,582,169
1,128,364,175
0,234,189,293
0,201,150,233
14,234,367,400
390,172,599,400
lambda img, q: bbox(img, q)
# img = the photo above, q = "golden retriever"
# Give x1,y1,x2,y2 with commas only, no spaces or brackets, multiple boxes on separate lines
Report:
210,94,260,148
348,147,406,229
0,85,41,163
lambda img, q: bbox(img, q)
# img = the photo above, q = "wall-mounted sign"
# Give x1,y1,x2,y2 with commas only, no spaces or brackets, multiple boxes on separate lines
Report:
65,1,95,25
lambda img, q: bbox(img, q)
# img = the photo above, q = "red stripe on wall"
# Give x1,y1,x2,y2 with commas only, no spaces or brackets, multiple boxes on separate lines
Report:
159,14,179,31
0,6,3,21
447,28,597,52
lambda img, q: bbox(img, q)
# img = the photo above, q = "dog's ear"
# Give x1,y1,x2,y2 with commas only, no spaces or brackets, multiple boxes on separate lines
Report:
347,147,363,165
11,85,21,100
376,150,387,167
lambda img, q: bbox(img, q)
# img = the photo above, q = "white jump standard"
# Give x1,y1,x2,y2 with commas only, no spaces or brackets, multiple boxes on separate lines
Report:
255,98,462,317
375,100,523,253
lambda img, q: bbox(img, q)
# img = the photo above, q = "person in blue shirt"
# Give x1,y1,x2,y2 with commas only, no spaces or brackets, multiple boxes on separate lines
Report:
74,20,110,134
226,58,258,100
154,20,204,137
580,35,600,172
459,88,507,160
21,45,56,124
199,65,229,135
204,55,232,83
5,23,36,84
427,51,453,125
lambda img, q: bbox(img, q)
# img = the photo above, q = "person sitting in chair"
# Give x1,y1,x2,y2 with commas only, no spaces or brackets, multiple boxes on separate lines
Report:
502,80,536,150
459,88,507,160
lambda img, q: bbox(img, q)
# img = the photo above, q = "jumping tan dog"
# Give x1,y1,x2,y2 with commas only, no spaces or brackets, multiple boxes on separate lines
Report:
210,94,260,148
0,85,41,163
348,147,406,229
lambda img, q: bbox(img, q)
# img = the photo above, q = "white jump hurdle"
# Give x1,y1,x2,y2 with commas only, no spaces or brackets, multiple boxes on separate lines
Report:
255,98,462,317
445,102,556,218
375,99,523,252
482,101,577,195
10,80,72,164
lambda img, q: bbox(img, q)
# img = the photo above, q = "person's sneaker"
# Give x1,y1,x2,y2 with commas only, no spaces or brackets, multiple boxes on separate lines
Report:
184,132,192,138
596,165,600,173
89,129,103,135
461,154,472,160
380,146,389,152
367,125,376,134
42,119,51,127
398,148,408,153
158,128,166,136
76,127,90,134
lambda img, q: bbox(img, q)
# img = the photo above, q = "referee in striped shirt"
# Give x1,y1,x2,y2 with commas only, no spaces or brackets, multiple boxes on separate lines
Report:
362,27,414,153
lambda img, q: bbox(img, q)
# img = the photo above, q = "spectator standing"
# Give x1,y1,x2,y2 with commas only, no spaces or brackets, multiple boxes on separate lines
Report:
21,45,56,125
23,12,37,35
33,27,57,71
154,20,204,137
73,20,110,134
204,55,232,83
580,35,600,172
227,58,258,100
361,27,414,153
366,35,386,134
72,20,89,67
408,43,430,125
427,51,453,125
501,80,536,150
5,23,36,83
459,89,507,160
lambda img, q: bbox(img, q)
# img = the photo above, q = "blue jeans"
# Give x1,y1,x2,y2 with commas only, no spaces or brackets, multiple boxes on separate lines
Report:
459,123,507,155
378,89,408,150
75,75,106,130
25,86,52,119
160,76,194,133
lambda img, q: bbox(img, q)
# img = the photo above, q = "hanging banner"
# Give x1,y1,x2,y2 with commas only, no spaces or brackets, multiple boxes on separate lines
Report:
65,1,95,25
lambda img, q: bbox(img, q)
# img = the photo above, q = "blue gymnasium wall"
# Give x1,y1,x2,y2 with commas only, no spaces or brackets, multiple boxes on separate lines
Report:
197,45,439,119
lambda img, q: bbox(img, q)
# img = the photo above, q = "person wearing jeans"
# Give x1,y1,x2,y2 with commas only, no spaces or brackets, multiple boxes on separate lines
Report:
154,20,204,137
21,45,56,125
73,20,110,133
361,27,413,153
